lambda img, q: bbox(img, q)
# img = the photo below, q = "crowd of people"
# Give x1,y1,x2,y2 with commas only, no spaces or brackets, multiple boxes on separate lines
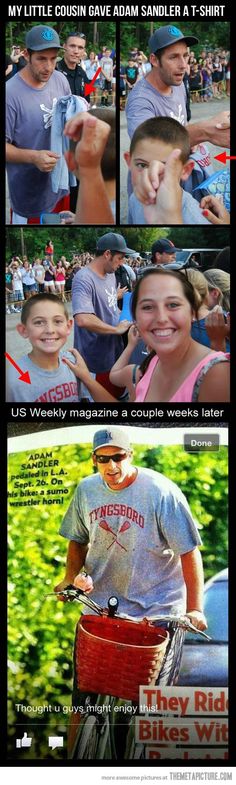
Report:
188,48,230,102
5,245,94,313
6,233,230,404
120,44,230,105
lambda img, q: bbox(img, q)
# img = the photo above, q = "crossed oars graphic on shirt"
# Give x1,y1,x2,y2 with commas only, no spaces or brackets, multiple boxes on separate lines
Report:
99,520,131,551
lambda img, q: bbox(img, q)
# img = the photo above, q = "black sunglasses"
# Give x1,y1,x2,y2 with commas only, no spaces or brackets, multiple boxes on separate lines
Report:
95,452,129,464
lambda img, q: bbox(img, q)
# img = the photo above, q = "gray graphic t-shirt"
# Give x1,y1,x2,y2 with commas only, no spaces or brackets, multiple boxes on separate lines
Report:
60,467,201,619
6,353,79,402
126,77,187,139
72,267,124,373
6,71,71,216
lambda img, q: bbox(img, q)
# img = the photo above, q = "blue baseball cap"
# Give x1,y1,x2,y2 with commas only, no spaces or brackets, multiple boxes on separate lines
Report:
96,233,136,256
93,428,131,453
25,25,61,51
152,239,182,256
149,25,198,54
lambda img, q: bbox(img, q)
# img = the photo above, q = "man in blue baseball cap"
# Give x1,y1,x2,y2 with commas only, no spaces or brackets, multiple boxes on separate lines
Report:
126,24,230,177
148,25,198,55
151,238,183,269
6,25,72,223
136,239,184,276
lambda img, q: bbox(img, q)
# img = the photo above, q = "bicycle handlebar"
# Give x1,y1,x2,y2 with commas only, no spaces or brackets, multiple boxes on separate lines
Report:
49,586,211,641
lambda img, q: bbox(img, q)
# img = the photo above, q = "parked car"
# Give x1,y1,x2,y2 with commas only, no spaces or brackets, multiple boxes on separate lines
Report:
174,248,222,271
136,248,222,276
178,568,228,686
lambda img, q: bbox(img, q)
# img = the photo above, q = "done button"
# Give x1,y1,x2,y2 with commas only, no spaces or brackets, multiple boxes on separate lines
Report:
184,434,220,452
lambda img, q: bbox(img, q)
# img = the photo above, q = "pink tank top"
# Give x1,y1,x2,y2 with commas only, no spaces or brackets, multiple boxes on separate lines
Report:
135,352,229,403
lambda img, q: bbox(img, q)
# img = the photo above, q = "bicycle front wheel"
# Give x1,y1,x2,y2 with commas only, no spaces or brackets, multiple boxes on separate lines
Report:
72,715,99,760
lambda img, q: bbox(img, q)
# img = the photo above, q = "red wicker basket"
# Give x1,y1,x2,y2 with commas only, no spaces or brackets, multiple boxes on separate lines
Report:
75,615,169,702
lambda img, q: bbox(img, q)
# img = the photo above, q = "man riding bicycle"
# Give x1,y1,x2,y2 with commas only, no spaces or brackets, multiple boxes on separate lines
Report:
54,426,207,755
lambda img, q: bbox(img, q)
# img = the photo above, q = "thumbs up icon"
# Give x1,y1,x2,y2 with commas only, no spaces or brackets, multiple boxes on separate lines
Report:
16,732,33,748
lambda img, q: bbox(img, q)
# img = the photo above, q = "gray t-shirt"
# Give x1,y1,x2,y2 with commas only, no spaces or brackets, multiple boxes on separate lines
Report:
59,467,201,619
126,77,187,139
72,266,124,373
128,190,210,225
6,71,71,217
6,353,79,402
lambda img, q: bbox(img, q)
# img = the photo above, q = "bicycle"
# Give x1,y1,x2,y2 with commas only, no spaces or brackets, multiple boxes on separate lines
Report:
52,586,210,761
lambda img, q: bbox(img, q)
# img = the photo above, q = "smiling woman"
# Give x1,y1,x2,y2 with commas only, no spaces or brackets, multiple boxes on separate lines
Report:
107,269,230,404
132,270,230,402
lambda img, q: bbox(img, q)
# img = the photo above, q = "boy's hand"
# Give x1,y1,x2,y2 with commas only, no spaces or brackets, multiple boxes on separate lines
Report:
143,149,183,224
127,324,140,347
201,195,230,224
133,159,165,205
64,112,111,178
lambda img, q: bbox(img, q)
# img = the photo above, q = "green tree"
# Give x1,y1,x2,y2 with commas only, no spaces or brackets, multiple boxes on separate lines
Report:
6,226,229,267
6,21,115,53
120,21,230,61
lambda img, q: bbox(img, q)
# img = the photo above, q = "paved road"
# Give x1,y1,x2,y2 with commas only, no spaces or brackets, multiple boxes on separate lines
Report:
120,96,230,224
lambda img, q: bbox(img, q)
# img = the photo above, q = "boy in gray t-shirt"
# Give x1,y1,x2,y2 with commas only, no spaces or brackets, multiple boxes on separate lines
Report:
124,117,211,226
6,293,79,403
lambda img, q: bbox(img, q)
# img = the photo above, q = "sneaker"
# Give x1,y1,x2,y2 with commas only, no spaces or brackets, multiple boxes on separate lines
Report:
6,307,11,315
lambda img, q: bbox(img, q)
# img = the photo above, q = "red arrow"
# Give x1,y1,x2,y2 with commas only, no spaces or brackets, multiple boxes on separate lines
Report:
5,352,31,384
84,67,101,97
214,152,236,164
